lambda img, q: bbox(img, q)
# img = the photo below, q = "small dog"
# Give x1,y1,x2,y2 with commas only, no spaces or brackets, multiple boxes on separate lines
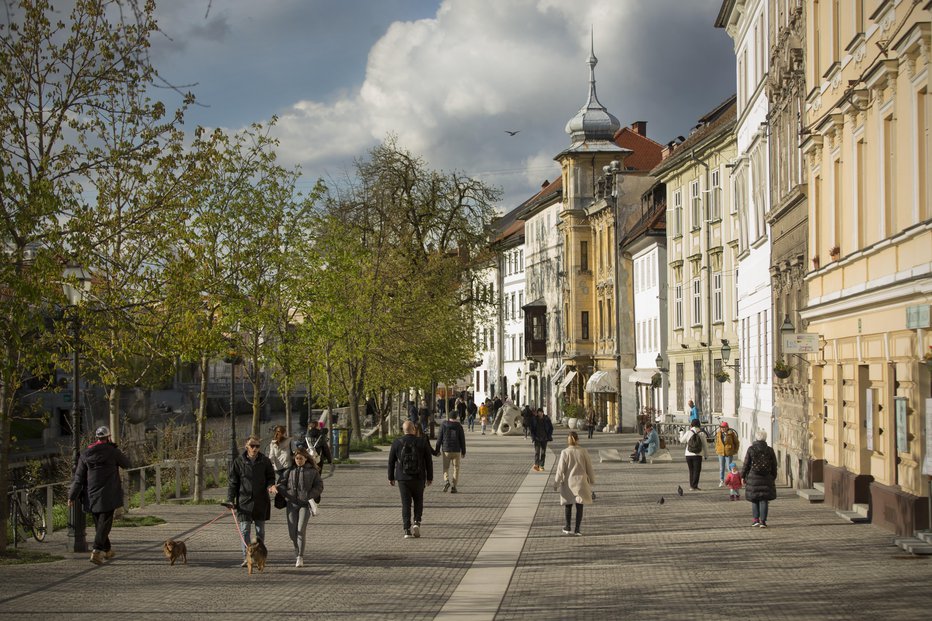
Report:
245,538,267,575
162,539,187,566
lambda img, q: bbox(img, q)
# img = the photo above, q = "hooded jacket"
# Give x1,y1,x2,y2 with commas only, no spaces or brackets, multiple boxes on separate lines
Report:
68,440,131,513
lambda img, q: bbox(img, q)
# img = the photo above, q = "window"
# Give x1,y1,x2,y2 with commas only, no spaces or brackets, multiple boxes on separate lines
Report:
581,311,590,340
713,359,723,413
483,370,488,392
519,250,524,272
607,299,613,338
690,180,701,230
511,293,516,320
676,362,684,411
674,284,683,329
580,241,589,272
691,277,702,326
518,292,523,317
712,271,723,323
476,371,481,391
673,190,683,236
598,301,604,340
883,114,896,237
710,168,722,220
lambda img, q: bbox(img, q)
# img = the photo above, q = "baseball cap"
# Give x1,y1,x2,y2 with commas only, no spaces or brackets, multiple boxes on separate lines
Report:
720,421,729,428
95,425,111,438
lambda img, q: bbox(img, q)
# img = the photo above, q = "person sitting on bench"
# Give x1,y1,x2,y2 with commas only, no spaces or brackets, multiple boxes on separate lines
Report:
631,424,659,463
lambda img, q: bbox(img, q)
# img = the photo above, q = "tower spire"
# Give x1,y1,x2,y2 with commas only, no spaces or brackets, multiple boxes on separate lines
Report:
564,30,620,144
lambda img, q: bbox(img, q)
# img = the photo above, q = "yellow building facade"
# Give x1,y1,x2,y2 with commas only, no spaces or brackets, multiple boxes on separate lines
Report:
801,0,931,534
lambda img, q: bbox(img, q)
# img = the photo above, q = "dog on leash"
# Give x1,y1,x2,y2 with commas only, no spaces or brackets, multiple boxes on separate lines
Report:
162,539,187,565
245,538,267,574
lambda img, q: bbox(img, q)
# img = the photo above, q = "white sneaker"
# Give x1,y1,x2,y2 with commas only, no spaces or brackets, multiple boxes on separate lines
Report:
718,481,724,488
295,556,304,567
412,523,421,538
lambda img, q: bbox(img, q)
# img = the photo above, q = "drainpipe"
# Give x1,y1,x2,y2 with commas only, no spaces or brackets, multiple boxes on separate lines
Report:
690,149,714,425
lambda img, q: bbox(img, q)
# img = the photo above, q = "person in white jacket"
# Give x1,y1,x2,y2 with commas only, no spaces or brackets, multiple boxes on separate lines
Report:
268,425,292,477
679,419,707,490
553,431,596,536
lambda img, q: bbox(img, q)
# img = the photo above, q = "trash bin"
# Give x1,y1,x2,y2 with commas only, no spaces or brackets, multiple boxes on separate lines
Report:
332,427,350,460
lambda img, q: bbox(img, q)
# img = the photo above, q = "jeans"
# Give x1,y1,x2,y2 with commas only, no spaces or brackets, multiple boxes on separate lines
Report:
634,441,650,462
564,503,584,532
286,504,311,556
91,510,115,552
718,455,734,481
685,455,703,489
442,452,462,486
467,416,475,431
397,479,425,530
587,425,594,439
752,500,769,523
237,517,266,556
534,441,549,468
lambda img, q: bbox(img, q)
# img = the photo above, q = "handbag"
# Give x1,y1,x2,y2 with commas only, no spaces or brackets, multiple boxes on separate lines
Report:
274,492,286,509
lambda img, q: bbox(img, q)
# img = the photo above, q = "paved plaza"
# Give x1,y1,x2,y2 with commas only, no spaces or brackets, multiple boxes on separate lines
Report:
1,430,930,620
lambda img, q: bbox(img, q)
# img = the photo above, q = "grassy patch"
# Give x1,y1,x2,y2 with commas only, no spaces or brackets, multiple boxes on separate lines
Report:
113,515,166,527
0,548,64,565
332,458,359,465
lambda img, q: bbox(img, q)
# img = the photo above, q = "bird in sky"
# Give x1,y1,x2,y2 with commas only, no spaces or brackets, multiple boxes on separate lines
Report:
657,496,665,505
505,130,520,136
677,485,684,497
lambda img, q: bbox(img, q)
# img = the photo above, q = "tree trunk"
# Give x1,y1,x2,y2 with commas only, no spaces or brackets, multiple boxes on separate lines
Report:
0,376,12,551
283,385,292,436
192,354,209,502
250,351,261,437
107,385,121,443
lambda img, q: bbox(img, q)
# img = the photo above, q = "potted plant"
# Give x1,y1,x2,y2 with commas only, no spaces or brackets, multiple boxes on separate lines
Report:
774,359,792,379
714,369,730,383
562,402,582,428
829,245,841,260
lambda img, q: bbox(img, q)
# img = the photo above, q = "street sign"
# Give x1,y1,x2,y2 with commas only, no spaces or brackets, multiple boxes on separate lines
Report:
782,333,819,354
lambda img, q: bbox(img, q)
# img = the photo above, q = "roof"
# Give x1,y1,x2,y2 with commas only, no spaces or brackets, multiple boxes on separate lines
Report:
491,201,526,245
515,176,563,221
650,95,737,178
613,127,664,171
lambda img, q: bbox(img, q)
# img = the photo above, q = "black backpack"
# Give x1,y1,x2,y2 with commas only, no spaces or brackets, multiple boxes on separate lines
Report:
687,430,703,453
400,440,421,476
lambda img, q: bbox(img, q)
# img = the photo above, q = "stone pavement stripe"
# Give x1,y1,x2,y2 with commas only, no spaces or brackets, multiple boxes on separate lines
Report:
435,446,557,621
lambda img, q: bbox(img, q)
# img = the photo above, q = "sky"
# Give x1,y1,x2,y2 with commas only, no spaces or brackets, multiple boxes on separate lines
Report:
147,0,736,211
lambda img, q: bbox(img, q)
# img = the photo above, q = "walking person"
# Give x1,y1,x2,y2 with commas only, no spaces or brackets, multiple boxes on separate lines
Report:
714,421,740,487
434,410,466,493
479,407,489,435
530,407,554,472
724,462,743,500
471,400,485,433
418,399,431,435
553,431,595,536
688,399,700,425
275,447,323,567
388,420,433,539
521,404,533,439
268,425,292,478
68,426,130,565
742,429,778,527
585,408,597,440
679,419,707,490
226,435,276,566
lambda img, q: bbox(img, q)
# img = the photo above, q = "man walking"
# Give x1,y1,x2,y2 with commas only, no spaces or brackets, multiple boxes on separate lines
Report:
530,407,553,472
714,421,740,486
68,426,130,565
688,399,700,425
521,404,533,439
227,434,276,566
388,420,433,538
434,410,466,493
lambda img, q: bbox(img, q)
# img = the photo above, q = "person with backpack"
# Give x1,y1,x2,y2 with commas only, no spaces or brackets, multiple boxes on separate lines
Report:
530,407,554,472
679,419,707,490
434,410,466,493
714,421,740,487
742,428,778,527
388,420,434,539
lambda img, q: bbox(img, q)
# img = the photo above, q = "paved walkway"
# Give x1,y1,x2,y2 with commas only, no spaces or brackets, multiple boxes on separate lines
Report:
1,430,931,620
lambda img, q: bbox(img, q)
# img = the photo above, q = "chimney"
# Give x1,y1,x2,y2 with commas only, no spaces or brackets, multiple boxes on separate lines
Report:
630,121,647,136
541,179,549,188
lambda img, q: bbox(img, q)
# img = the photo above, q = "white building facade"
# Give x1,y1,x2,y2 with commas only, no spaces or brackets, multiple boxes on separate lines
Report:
472,265,498,405
499,227,526,406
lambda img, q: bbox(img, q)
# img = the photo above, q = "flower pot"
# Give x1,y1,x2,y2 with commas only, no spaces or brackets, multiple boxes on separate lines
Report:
774,367,791,379
566,418,578,430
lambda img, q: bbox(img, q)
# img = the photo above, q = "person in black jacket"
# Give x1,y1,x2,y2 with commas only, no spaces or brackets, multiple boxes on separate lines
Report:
68,426,131,565
388,420,433,539
433,411,466,493
742,428,778,528
530,408,554,471
227,434,276,566
275,447,323,567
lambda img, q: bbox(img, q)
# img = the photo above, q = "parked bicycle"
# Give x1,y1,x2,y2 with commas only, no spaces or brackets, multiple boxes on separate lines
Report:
9,484,47,544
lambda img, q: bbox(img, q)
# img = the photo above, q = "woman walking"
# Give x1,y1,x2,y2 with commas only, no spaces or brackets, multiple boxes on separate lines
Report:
742,429,778,528
268,425,292,478
679,419,707,490
275,447,323,566
553,431,595,536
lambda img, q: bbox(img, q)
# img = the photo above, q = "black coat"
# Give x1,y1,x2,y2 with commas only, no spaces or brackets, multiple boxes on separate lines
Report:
227,451,276,521
435,420,466,455
388,434,433,482
276,463,323,506
530,415,553,443
68,441,131,513
741,440,778,502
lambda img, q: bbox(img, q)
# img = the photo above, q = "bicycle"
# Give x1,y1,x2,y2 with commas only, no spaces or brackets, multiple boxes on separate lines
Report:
9,484,48,544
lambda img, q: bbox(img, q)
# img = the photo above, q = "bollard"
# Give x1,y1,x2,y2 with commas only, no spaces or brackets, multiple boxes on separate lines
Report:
139,469,146,509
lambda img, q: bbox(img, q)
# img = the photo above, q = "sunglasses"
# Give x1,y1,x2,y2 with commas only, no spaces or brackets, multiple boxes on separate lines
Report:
247,444,260,449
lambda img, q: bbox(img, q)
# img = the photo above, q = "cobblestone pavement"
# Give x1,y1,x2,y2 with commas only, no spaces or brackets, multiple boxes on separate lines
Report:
1,429,930,620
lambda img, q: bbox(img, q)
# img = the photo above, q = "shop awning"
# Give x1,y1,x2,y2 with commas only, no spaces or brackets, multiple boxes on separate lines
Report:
585,370,618,393
627,369,659,384
558,370,577,393
552,362,568,385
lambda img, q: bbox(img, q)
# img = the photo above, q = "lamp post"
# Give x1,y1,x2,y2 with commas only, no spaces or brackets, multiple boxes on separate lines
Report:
224,348,242,464
62,263,92,553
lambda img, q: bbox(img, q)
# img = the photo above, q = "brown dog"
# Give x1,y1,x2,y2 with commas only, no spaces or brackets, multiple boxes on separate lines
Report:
245,538,267,574
162,539,187,565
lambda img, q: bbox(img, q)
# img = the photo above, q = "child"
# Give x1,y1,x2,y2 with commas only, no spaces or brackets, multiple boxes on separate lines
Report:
480,411,489,435
724,462,743,500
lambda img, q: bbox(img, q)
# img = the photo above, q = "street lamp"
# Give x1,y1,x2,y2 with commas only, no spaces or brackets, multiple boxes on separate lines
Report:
62,263,92,553
655,353,668,373
224,347,243,464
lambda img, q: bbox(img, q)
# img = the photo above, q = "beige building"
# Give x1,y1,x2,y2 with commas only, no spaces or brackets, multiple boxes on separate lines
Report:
800,0,931,534
652,97,740,425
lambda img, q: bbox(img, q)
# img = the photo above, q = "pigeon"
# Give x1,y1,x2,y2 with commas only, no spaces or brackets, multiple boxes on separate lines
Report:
677,485,684,497
504,130,520,136
657,496,665,505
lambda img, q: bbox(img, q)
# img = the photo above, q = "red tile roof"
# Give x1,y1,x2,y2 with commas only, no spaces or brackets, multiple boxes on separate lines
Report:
614,126,664,171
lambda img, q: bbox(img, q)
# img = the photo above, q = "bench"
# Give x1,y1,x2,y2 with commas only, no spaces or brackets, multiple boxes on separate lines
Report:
598,449,625,463
648,448,673,463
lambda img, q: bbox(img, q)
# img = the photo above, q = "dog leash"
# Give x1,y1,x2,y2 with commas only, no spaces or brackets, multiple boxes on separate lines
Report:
222,503,248,548
179,509,236,543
